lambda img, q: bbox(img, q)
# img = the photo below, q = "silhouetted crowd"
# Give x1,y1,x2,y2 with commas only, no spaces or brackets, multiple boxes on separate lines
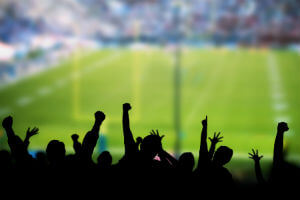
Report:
0,103,299,194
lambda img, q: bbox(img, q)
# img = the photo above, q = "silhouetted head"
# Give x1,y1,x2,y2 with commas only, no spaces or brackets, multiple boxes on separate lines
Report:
46,140,66,164
178,152,195,172
97,151,112,168
140,134,163,159
213,146,233,166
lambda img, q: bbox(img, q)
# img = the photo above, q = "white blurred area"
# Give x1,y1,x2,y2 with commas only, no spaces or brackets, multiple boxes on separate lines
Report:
0,0,300,85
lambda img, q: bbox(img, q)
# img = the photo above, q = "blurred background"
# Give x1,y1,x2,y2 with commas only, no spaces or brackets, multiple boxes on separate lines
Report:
1,0,300,182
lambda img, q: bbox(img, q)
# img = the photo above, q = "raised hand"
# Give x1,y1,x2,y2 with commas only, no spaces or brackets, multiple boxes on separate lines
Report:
150,129,165,140
2,116,13,129
123,103,131,111
26,127,39,138
209,132,223,144
277,122,289,133
249,149,266,184
150,130,165,152
94,111,105,122
122,103,136,156
202,116,207,127
71,134,79,141
248,149,263,162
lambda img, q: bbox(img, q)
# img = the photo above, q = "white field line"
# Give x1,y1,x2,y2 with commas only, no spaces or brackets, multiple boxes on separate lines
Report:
183,58,225,127
37,86,53,97
70,52,123,121
9,52,122,110
267,52,290,123
16,96,33,107
58,51,122,85
0,50,101,92
81,53,121,75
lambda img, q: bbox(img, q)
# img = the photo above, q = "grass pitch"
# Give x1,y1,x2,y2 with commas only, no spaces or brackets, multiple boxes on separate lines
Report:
1,47,300,175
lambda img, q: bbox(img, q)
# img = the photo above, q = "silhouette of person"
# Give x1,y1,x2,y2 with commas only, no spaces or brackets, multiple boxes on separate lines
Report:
249,149,265,185
2,116,36,168
46,140,66,169
269,122,300,188
177,152,195,179
249,122,300,191
71,134,81,156
80,110,105,167
97,150,112,169
195,116,234,188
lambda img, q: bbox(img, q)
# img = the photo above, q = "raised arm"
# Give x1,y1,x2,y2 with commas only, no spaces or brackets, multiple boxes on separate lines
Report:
2,116,15,139
208,132,223,160
81,111,105,162
150,130,178,168
2,116,30,162
91,111,105,134
197,116,209,170
71,134,82,156
273,122,289,169
24,127,39,150
249,149,265,185
122,103,137,157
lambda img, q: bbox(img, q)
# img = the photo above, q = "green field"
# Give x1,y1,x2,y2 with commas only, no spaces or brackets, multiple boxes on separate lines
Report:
1,47,300,174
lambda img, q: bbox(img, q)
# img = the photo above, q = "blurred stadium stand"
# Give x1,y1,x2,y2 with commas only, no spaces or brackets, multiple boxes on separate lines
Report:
1,0,300,85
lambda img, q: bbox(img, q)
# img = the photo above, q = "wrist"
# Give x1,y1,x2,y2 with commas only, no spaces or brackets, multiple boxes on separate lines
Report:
95,119,103,125
277,130,285,135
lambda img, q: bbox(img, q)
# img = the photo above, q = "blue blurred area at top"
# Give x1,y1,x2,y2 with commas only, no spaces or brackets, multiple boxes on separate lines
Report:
0,0,300,84
1,0,300,45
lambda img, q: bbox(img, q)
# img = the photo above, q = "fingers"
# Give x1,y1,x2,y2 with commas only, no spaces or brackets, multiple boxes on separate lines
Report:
150,129,159,135
32,127,39,133
210,132,223,143
27,127,39,136
149,129,164,140
249,149,263,160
